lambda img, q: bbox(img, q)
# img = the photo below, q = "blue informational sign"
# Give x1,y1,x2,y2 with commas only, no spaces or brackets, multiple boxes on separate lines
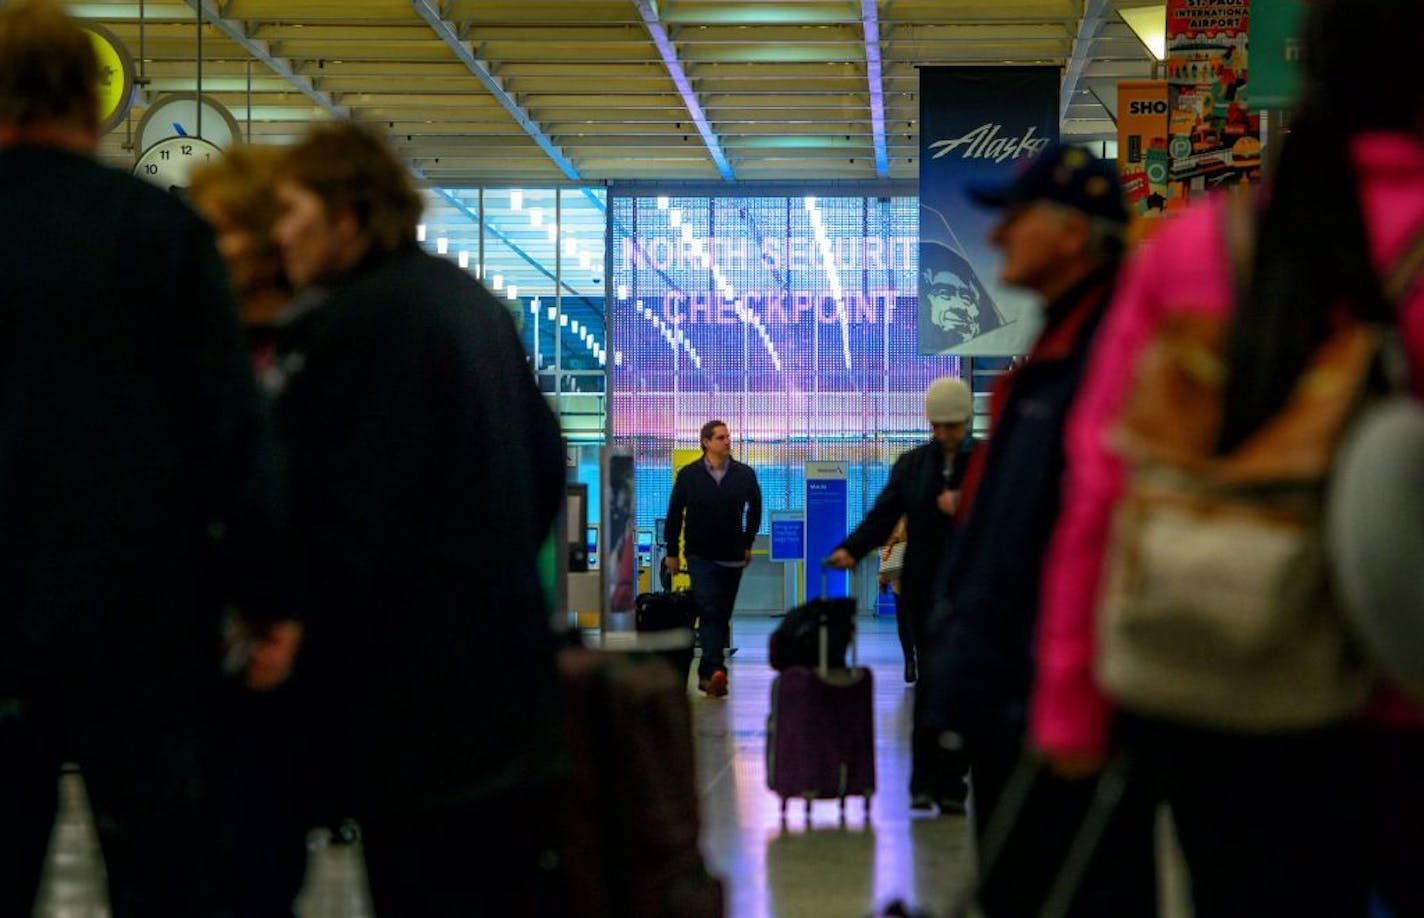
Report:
770,516,806,563
804,463,849,599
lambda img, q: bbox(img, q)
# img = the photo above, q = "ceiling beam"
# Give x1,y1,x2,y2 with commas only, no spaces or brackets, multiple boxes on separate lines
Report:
183,0,349,120
410,0,580,181
630,0,734,181
860,0,888,178
1059,0,1114,118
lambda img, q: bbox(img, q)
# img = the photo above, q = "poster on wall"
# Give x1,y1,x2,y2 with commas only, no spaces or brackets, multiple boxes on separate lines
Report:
600,446,637,632
1118,80,1173,221
918,67,1058,357
1166,0,1261,203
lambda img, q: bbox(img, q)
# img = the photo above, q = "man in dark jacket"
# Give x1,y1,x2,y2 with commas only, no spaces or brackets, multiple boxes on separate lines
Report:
828,376,974,813
664,420,762,698
0,3,295,913
923,145,1157,916
270,124,567,913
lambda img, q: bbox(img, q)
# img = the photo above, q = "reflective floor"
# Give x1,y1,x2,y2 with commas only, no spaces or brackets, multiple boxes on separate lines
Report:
693,616,974,918
32,616,972,917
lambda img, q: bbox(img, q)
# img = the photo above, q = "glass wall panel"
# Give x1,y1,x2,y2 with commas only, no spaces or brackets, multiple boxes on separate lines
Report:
609,194,963,535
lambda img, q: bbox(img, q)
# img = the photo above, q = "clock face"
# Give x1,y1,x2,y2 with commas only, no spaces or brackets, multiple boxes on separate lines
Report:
133,136,224,193
135,93,241,153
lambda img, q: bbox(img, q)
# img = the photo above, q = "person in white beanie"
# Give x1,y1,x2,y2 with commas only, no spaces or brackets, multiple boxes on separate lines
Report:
828,375,975,815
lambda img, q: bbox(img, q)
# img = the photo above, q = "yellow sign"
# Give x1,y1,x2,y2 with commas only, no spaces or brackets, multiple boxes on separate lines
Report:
83,24,135,134
668,448,703,589
1118,80,1173,230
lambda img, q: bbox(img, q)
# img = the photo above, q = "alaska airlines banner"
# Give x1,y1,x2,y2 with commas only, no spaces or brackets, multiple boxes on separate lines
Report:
918,67,1058,356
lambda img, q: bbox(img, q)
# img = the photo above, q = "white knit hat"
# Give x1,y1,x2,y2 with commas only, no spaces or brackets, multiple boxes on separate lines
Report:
924,376,973,424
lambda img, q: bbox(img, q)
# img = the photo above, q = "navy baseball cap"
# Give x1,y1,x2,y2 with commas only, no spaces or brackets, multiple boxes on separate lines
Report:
966,143,1129,225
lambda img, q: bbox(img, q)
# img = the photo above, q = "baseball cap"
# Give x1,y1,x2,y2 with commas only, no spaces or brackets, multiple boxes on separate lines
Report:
966,143,1129,225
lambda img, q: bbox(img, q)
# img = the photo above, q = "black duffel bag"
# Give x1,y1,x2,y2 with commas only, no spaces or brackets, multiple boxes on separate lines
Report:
768,596,854,672
635,590,698,685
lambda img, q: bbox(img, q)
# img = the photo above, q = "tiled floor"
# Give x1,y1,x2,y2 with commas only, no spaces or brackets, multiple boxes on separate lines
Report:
33,616,973,917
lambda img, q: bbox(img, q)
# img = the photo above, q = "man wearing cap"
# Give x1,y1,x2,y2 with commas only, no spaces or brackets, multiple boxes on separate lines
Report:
920,144,1158,915
827,376,975,815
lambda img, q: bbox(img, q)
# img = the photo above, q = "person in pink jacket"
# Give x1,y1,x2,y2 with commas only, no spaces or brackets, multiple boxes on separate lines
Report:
1031,1,1424,914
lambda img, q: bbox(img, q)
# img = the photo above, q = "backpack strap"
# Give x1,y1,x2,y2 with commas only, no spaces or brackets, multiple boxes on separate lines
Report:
1383,219,1424,307
1222,190,1257,304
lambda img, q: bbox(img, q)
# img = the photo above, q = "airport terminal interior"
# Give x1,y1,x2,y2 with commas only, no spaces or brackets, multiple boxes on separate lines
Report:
23,0,1275,915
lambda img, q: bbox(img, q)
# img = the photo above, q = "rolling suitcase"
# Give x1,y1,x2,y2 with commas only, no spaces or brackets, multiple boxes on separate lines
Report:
558,646,725,917
635,587,697,687
766,571,876,818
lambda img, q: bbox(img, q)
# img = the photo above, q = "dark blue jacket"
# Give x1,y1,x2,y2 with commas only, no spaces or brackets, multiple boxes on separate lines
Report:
924,269,1116,745
839,438,974,614
277,247,566,818
0,147,292,705
665,458,762,563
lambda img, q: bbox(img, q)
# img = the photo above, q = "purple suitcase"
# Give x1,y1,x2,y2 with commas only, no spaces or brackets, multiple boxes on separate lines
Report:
766,583,876,818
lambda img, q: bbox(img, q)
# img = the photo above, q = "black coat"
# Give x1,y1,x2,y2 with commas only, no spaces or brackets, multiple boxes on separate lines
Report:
665,458,762,563
839,438,973,613
276,247,566,818
925,270,1115,745
0,147,290,704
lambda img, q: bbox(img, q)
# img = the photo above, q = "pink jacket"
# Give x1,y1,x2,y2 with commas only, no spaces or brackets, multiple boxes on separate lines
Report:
1031,133,1424,758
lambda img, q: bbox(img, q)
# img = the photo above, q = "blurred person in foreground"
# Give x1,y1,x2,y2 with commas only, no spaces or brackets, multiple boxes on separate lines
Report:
190,147,309,917
0,1,296,914
921,145,1156,916
828,376,974,815
269,123,567,913
1031,1,1424,913
190,145,292,385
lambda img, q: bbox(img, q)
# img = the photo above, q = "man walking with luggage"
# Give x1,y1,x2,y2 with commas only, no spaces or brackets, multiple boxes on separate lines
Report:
828,376,975,815
665,420,762,698
921,145,1157,916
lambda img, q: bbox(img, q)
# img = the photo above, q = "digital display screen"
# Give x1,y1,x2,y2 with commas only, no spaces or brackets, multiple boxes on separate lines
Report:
609,194,964,534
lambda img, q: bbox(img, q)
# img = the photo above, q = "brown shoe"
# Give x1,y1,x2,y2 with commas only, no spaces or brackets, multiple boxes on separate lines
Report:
706,670,728,698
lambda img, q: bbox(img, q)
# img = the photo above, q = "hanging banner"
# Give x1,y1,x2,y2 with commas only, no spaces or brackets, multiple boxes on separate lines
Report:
1118,80,1173,221
1166,0,1261,204
1249,0,1310,111
600,446,637,632
918,67,1059,357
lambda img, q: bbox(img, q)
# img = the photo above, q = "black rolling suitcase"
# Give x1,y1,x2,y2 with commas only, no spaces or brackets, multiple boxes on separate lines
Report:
635,588,697,687
765,569,876,819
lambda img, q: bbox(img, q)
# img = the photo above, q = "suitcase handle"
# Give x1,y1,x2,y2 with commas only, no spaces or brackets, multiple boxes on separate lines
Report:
815,560,857,673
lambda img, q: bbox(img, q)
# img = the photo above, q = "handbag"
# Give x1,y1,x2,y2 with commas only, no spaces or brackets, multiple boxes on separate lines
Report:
879,540,907,581
1096,200,1424,731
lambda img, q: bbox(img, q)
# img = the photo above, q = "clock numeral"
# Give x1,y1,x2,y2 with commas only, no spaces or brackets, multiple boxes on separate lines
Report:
180,144,193,155
143,163,159,175
159,149,170,161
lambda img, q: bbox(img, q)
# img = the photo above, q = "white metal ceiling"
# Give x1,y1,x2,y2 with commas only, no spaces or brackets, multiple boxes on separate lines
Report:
76,0,1158,184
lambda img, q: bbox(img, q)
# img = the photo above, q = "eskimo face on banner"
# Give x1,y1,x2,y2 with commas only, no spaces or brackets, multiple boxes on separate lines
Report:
917,67,1060,357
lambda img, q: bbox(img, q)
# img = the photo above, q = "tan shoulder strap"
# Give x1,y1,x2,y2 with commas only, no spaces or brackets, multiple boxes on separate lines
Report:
1222,190,1257,299
1383,219,1424,306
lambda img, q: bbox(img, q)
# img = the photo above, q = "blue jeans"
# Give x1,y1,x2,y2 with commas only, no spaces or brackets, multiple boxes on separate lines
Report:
687,557,744,679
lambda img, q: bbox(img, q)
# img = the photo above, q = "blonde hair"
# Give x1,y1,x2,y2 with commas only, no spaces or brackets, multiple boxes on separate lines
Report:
0,0,99,129
189,145,285,260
